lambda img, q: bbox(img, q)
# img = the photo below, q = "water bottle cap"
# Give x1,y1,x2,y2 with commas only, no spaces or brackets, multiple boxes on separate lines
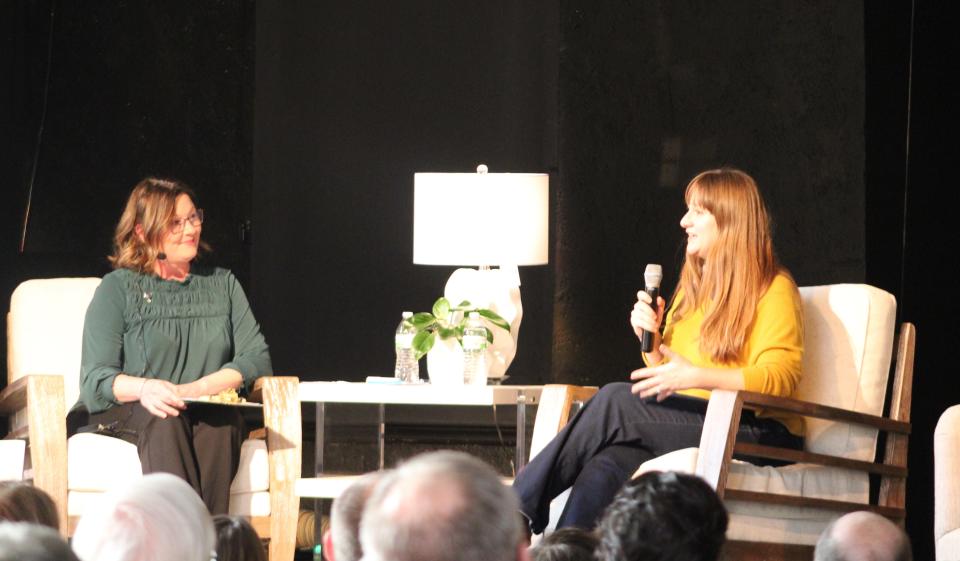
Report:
402,311,413,318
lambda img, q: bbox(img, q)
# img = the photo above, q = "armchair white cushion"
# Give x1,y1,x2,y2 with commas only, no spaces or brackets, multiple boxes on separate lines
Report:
636,284,899,546
6,278,272,516
8,278,101,413
936,405,960,561
0,440,25,481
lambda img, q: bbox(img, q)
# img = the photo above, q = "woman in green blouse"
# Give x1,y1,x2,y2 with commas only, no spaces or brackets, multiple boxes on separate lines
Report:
74,177,272,514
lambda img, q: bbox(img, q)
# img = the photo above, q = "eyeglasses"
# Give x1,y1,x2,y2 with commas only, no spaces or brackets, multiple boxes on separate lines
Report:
170,209,204,234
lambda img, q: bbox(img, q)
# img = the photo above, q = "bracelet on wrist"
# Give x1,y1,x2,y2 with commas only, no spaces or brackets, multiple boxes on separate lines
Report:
138,378,149,398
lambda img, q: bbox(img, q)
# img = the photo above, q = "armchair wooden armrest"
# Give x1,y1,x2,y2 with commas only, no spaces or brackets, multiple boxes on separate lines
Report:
528,384,598,461
696,322,915,522
0,375,68,535
249,376,302,561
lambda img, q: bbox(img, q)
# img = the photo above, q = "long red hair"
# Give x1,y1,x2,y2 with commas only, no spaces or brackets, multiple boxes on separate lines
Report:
672,168,783,363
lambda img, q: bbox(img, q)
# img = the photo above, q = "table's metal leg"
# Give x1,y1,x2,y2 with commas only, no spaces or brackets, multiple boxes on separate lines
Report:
378,403,386,470
314,402,326,548
516,392,528,471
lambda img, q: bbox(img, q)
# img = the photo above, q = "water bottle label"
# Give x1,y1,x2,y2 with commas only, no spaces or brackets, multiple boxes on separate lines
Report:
395,333,414,348
462,334,486,351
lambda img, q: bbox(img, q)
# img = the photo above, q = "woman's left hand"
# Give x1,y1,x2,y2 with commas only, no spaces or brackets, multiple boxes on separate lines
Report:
175,380,207,399
629,345,699,401
175,368,244,399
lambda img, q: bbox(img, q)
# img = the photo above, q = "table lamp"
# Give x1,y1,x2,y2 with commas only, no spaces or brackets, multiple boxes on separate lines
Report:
413,164,549,382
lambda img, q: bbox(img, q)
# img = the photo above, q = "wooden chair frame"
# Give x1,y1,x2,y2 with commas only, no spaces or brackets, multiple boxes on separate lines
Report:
0,374,68,529
528,384,599,460
0,370,302,561
692,323,916,561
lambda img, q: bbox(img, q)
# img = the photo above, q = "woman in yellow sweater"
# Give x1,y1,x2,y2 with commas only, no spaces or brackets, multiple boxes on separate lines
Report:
513,168,804,534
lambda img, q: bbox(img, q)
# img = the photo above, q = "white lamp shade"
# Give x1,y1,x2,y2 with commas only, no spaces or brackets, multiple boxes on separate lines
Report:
413,171,549,266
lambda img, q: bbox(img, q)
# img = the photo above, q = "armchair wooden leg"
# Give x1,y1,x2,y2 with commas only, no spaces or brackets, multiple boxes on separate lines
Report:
26,376,68,537
261,377,302,561
694,389,744,496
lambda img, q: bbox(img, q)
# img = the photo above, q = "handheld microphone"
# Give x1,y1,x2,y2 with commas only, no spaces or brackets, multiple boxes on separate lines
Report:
641,264,663,353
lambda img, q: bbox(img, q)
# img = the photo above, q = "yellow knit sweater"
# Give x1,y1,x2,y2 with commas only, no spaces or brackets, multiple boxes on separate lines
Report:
663,273,805,436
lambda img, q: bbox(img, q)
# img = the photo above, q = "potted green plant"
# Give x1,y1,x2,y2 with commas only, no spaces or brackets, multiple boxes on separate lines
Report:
410,297,511,357
408,297,510,384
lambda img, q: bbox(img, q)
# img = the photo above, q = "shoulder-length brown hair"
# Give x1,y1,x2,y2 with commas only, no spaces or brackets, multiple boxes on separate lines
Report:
672,168,786,363
0,481,60,529
109,177,209,272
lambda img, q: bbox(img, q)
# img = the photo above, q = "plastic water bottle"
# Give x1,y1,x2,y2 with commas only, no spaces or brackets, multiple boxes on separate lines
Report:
394,311,419,383
462,311,488,385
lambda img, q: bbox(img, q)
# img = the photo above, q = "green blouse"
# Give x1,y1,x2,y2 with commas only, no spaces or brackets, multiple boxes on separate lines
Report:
78,266,272,414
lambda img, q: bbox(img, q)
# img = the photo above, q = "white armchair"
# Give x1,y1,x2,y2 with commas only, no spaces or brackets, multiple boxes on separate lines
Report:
636,284,915,560
936,405,960,561
0,278,302,561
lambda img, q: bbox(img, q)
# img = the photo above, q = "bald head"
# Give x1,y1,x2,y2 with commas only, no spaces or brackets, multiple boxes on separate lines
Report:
814,511,912,561
359,451,525,561
376,473,468,524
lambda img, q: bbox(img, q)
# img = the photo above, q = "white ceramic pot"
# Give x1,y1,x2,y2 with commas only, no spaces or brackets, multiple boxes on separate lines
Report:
426,337,464,385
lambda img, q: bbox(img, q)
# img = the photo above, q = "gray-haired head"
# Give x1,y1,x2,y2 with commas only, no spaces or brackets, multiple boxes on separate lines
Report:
814,511,912,561
359,451,523,561
0,521,80,561
72,473,215,561
327,471,389,561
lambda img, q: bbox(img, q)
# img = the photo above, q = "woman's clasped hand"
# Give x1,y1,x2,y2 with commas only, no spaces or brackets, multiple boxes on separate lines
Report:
630,345,698,401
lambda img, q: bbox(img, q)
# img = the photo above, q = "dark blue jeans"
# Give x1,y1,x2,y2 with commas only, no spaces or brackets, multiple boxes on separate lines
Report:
512,382,803,533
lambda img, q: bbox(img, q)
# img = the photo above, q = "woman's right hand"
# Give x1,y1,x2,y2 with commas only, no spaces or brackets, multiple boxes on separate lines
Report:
630,291,665,355
139,379,186,419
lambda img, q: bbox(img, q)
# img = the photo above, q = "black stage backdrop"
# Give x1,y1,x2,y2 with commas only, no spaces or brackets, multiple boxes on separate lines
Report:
0,0,254,289
253,1,557,384
2,2,956,557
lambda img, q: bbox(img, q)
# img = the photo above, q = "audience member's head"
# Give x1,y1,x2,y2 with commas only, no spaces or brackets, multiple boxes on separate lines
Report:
359,450,528,561
0,521,81,561
814,511,912,561
595,471,728,561
322,471,388,561
212,515,266,561
0,481,59,529
529,527,598,561
71,473,215,561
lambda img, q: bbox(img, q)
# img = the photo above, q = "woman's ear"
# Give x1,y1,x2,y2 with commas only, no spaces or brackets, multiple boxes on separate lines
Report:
134,224,146,241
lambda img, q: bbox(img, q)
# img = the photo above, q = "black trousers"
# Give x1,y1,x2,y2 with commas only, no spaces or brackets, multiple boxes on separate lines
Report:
512,382,803,533
83,402,246,515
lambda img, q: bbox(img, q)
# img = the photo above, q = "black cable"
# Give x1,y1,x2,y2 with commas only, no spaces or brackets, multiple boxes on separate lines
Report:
898,0,916,311
19,0,57,254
